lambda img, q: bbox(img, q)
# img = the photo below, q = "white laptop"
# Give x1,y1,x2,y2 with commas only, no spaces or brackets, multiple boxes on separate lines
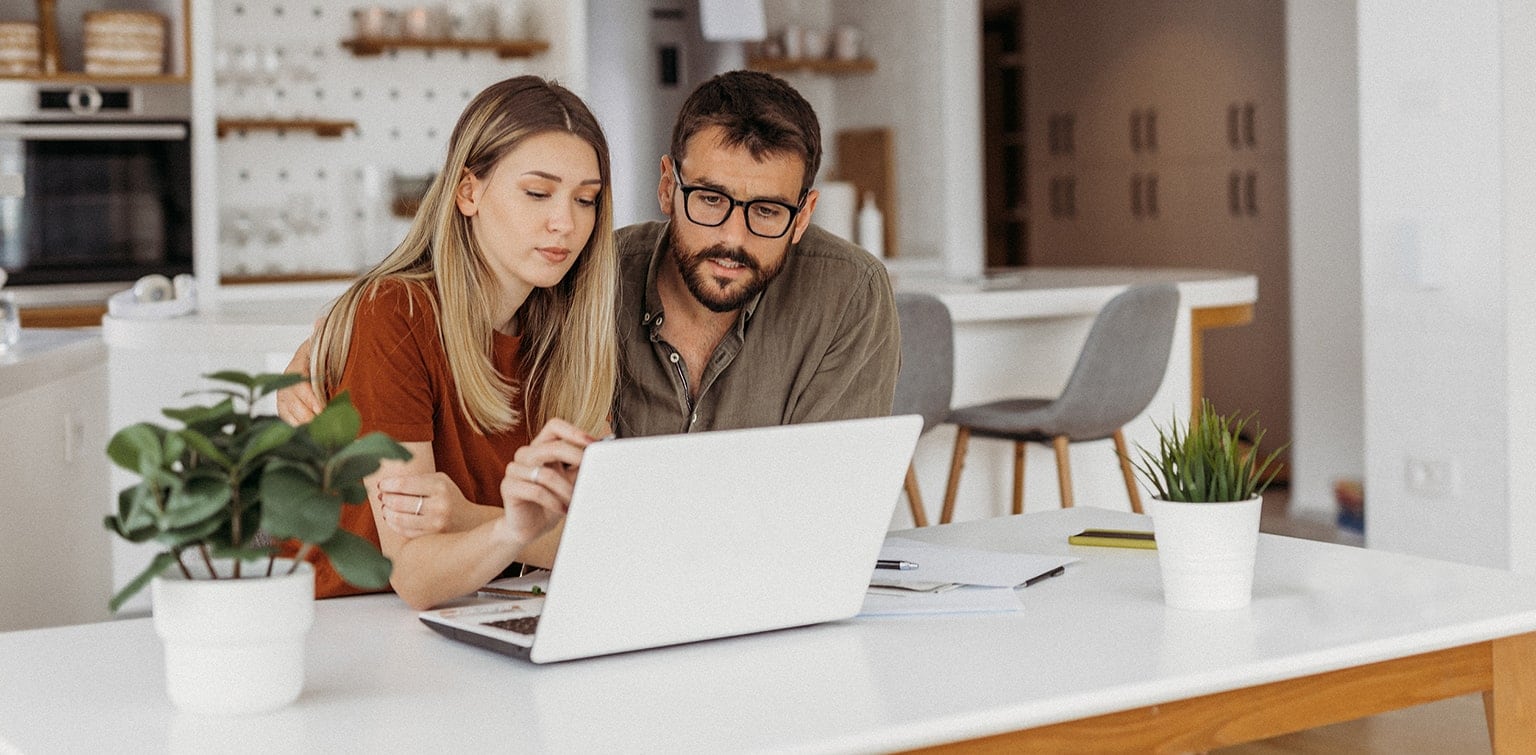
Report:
419,414,923,664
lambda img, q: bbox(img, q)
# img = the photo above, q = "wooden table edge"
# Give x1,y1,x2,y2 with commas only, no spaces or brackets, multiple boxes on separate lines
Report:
906,630,1536,753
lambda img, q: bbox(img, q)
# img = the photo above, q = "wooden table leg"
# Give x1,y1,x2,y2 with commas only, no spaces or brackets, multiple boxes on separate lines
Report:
1486,631,1536,753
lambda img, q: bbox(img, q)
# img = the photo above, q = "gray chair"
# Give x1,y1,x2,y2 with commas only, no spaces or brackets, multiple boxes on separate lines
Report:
939,284,1179,522
892,292,954,527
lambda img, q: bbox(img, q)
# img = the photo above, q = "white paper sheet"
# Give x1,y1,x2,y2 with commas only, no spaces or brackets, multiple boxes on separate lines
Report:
876,538,1077,587
858,585,1023,616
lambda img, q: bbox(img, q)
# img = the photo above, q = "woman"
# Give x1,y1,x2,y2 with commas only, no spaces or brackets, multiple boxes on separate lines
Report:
286,76,618,609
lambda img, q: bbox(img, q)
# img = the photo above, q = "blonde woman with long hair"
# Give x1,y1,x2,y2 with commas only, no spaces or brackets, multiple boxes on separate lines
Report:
284,76,618,609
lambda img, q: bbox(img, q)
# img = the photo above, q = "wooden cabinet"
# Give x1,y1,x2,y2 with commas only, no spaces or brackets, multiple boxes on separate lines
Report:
1010,0,1292,465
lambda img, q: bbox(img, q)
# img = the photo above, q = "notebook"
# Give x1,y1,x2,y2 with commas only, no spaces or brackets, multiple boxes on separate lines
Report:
418,414,924,663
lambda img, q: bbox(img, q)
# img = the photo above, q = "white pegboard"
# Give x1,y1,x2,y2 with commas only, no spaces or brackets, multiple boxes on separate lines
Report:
209,0,578,277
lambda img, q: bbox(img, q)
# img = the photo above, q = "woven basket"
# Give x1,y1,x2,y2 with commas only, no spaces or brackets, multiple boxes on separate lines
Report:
0,22,41,76
83,11,165,76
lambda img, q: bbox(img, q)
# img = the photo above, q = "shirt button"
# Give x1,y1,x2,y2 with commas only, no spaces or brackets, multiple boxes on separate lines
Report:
669,352,680,363
642,312,652,324
690,412,698,424
655,315,664,326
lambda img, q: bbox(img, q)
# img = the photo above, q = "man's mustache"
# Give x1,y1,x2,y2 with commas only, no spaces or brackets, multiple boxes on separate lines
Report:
694,245,760,272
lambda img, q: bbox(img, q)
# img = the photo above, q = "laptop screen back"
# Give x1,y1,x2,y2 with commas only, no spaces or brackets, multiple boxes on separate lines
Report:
528,415,922,663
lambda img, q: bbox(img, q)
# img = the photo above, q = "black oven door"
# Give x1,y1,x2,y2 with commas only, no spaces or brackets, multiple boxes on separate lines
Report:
0,121,193,285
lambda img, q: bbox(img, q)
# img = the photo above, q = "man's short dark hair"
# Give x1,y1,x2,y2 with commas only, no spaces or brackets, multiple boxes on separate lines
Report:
669,70,822,194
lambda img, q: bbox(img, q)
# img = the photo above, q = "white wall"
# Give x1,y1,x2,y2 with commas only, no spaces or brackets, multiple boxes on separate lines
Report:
584,0,660,227
1501,0,1536,575
830,1,984,277
1357,0,1531,568
1284,1,1362,522
196,0,585,296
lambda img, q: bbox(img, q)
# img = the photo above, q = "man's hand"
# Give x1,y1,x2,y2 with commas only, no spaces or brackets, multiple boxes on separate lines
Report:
276,336,325,425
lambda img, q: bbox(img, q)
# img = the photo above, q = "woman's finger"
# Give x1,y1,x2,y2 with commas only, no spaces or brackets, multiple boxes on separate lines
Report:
530,418,597,447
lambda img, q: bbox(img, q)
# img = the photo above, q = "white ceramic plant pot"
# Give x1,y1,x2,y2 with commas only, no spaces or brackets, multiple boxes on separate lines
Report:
151,558,315,716
1147,496,1262,611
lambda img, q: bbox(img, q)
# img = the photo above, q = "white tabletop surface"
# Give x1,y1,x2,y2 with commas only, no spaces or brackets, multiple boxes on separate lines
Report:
4,508,1535,754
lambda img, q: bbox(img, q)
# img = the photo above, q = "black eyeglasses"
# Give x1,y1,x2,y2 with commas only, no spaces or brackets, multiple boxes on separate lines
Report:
672,159,805,239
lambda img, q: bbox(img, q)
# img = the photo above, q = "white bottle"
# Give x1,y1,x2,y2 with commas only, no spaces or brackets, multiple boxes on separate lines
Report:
0,268,18,350
857,191,885,258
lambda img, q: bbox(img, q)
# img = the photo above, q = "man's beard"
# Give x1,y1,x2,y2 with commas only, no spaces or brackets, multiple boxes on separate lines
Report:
666,223,788,313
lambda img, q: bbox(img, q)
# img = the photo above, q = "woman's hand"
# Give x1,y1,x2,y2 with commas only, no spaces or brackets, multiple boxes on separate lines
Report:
374,472,478,539
276,336,325,425
496,419,598,545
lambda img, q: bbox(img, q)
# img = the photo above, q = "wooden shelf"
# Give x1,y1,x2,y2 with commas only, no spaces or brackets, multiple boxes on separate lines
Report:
340,37,549,59
216,118,357,138
221,272,357,286
0,73,190,84
747,57,877,75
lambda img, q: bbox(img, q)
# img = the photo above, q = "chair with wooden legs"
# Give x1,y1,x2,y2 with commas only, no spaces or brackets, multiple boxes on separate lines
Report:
892,292,954,527
938,284,1179,523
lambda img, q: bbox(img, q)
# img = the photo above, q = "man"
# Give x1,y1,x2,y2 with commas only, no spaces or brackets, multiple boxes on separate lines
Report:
280,70,899,433
612,69,898,436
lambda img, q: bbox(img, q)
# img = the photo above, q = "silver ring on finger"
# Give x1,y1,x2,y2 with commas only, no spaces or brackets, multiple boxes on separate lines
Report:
529,465,541,484
414,495,424,516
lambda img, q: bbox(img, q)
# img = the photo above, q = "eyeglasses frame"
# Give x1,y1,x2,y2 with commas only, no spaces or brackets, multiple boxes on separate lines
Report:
669,155,809,240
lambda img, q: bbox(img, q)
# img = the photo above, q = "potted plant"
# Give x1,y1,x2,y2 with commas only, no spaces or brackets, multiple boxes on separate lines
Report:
104,371,408,715
1131,400,1285,611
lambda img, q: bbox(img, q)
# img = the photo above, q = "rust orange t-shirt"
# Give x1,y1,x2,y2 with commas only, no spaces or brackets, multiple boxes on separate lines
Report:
287,278,535,598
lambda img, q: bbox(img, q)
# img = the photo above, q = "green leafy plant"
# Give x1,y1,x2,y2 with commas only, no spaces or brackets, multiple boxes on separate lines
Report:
104,371,410,611
1131,399,1286,503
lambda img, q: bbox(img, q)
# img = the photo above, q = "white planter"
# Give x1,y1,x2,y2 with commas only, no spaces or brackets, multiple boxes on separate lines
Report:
151,558,315,716
1147,496,1262,611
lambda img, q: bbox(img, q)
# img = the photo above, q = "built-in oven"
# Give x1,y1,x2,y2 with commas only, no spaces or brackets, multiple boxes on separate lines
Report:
0,81,192,286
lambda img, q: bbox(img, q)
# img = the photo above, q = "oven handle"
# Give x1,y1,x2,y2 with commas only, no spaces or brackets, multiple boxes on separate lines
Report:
0,123,188,141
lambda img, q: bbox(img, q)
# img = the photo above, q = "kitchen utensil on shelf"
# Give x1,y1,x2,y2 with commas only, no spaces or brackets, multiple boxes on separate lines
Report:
352,7,399,39
0,23,41,76
83,11,166,77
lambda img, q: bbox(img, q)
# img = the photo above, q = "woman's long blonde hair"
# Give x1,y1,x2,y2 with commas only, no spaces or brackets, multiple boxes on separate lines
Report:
310,76,618,436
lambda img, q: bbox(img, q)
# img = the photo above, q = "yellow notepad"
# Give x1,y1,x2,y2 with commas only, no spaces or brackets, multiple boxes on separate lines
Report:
1067,528,1157,549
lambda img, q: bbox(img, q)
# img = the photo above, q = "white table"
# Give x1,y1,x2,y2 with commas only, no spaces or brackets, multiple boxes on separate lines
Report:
4,508,1534,753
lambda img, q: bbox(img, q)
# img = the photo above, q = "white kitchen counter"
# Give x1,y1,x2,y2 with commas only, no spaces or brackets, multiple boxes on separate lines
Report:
887,266,1257,526
0,328,107,399
893,266,1255,322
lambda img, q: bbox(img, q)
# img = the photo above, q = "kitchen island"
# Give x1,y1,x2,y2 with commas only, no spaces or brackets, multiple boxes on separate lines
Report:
0,329,113,630
101,267,1257,606
889,266,1256,525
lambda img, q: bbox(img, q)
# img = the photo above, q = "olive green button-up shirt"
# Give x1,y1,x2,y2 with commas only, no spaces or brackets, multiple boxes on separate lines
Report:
613,221,900,438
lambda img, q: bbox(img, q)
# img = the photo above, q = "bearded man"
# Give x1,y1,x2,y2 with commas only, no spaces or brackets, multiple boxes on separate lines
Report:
611,70,899,437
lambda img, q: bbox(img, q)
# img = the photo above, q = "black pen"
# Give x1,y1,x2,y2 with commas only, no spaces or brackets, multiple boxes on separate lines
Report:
876,560,918,571
1022,565,1066,587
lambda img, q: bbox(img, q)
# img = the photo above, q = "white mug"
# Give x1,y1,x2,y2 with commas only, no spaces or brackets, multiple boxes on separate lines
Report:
780,24,804,59
352,7,397,38
833,25,863,60
802,29,829,60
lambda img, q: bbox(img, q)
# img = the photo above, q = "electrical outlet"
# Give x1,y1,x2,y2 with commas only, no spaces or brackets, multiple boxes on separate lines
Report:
1405,456,1457,498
